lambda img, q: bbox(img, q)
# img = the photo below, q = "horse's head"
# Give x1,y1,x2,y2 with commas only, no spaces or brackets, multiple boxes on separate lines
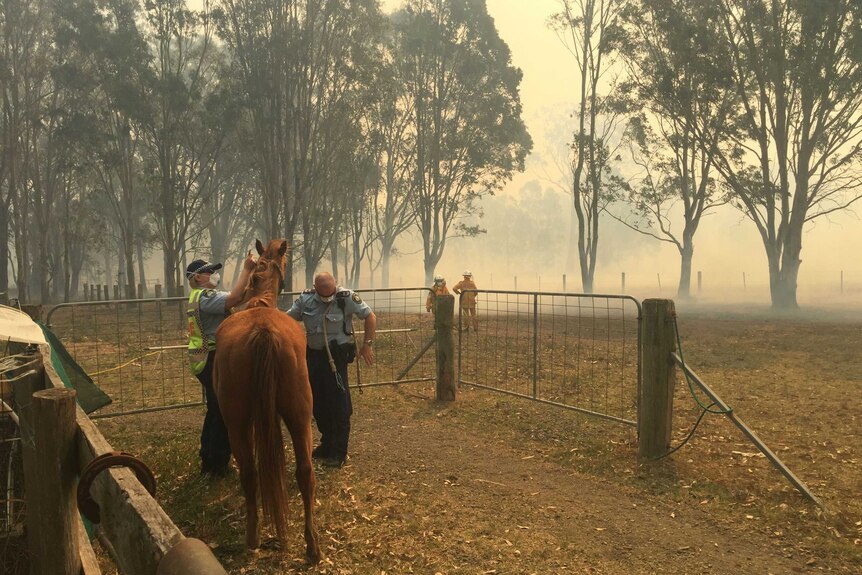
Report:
243,239,288,308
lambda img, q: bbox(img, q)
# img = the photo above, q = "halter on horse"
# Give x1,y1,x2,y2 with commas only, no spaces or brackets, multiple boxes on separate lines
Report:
213,239,321,561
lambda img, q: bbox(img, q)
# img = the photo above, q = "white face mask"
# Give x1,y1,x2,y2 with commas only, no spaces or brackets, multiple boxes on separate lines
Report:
319,293,334,303
208,272,221,287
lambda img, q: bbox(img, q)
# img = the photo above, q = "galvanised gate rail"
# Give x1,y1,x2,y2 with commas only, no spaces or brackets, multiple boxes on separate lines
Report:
457,290,642,425
45,289,641,425
46,289,436,417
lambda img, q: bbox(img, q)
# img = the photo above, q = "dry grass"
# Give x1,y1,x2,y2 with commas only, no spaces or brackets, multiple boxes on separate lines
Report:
4,300,860,573
81,306,861,574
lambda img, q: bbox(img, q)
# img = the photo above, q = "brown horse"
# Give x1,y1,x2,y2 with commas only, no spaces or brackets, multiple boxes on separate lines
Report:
213,239,321,562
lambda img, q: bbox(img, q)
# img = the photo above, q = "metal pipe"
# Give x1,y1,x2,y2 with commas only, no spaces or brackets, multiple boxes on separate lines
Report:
156,537,228,575
532,294,538,399
671,353,824,508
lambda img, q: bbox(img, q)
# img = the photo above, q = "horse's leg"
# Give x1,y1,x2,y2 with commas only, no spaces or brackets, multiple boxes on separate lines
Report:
230,426,260,549
284,414,321,562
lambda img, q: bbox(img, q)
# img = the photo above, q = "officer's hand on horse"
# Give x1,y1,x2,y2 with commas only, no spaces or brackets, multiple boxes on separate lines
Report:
242,250,256,272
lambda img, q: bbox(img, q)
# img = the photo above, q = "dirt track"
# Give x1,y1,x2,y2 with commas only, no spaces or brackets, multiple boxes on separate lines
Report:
87,308,862,574
95,381,855,574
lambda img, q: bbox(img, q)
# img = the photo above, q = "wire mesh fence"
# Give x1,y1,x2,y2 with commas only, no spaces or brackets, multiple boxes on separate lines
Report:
45,289,438,417
457,291,641,425
279,288,437,389
46,298,202,417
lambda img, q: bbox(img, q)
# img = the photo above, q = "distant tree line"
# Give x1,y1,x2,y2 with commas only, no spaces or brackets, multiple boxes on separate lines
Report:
552,0,862,309
0,0,532,303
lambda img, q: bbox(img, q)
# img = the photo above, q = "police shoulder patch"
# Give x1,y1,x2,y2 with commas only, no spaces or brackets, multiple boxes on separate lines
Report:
302,288,315,294
203,289,216,297
335,289,351,298
351,292,362,304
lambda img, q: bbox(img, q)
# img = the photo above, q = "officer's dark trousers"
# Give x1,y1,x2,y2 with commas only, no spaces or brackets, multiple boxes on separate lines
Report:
195,351,231,473
307,347,353,462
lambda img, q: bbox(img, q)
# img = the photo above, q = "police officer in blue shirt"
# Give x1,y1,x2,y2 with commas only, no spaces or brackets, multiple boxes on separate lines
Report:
186,254,255,476
286,272,376,468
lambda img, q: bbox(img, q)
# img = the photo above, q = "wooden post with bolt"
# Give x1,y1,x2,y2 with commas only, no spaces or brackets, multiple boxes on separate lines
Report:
639,299,677,459
434,294,456,401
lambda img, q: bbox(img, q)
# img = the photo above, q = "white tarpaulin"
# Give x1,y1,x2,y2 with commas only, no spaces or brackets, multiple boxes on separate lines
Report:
0,304,47,345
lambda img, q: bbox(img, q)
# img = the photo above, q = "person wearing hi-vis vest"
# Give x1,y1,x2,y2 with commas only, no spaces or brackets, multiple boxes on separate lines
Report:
187,253,255,476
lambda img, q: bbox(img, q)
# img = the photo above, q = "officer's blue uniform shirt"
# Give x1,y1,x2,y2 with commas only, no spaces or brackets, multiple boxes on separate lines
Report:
197,289,229,339
286,288,372,350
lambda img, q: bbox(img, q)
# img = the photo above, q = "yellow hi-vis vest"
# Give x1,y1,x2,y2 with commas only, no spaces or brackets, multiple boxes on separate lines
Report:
187,288,215,375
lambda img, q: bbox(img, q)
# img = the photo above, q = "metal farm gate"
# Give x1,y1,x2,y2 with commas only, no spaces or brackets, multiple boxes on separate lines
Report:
456,290,641,425
45,289,438,417
43,289,641,424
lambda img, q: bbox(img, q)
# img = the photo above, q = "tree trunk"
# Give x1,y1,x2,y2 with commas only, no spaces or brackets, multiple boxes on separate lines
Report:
677,241,693,299
424,253,442,287
380,237,394,288
0,205,9,297
104,250,112,289
117,239,127,297
773,227,803,310
136,235,147,297
578,239,593,294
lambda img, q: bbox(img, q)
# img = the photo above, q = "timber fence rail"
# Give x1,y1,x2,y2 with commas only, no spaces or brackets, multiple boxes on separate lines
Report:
5,345,228,574
456,290,642,426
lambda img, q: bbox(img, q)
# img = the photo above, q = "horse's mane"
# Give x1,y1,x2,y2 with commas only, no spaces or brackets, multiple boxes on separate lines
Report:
241,239,288,309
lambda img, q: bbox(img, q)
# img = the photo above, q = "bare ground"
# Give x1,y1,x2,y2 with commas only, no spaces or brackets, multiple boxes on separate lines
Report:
84,309,861,574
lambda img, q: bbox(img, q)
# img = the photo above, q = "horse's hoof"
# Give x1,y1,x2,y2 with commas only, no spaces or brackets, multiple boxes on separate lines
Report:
245,536,260,550
306,548,322,564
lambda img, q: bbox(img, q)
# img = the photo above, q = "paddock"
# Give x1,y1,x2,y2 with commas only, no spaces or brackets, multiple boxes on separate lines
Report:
2,293,860,573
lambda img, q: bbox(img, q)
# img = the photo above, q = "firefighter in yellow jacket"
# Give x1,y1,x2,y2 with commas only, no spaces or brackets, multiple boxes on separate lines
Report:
186,253,255,476
452,270,479,332
425,275,450,314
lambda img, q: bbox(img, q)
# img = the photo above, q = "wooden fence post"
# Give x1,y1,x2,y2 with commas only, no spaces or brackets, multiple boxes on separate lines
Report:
31,387,82,574
639,299,677,459
103,284,109,301
155,284,162,299
83,282,90,301
434,294,456,401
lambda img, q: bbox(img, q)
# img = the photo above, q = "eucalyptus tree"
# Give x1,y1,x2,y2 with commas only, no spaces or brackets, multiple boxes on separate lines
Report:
216,0,384,290
203,133,260,286
368,26,417,288
140,0,230,296
54,0,154,298
296,0,386,285
713,0,862,309
1,0,56,302
617,0,736,298
340,144,381,288
550,0,628,294
395,0,532,285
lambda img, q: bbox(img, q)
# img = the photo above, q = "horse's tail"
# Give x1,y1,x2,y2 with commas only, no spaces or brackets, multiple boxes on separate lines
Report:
250,325,288,539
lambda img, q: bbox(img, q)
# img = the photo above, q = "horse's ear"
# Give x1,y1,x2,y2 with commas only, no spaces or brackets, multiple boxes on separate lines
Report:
255,239,264,256
278,240,288,258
